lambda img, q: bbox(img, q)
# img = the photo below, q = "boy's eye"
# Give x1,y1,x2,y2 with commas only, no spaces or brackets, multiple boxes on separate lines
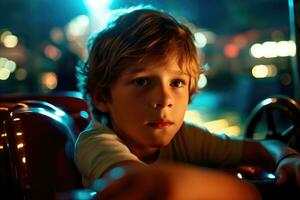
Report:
171,79,185,88
132,78,150,86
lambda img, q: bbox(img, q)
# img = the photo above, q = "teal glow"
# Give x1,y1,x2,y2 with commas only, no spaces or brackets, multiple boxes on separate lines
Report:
91,179,107,192
80,110,89,119
84,0,112,12
109,167,125,180
266,173,276,179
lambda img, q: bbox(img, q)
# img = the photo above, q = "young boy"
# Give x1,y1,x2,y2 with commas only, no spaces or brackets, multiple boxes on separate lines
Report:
75,6,300,199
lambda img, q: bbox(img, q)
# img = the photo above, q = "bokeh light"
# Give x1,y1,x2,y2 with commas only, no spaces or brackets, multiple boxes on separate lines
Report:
3,34,18,48
41,72,58,90
15,68,27,81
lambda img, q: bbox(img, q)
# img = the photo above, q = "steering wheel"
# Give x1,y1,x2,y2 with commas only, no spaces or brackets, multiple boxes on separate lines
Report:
244,95,300,152
242,95,300,198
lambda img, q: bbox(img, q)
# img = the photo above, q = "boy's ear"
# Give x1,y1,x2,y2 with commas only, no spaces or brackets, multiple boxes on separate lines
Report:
93,91,110,112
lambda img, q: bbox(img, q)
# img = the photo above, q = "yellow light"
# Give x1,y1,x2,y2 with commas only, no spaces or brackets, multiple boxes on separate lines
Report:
22,156,26,164
0,57,9,68
202,119,229,133
288,40,296,56
13,118,21,121
0,31,12,42
16,132,23,136
223,126,241,136
17,143,24,149
1,133,7,137
0,145,3,150
184,110,203,125
0,68,10,80
41,72,58,90
4,60,17,72
3,35,18,48
252,65,268,78
250,43,263,58
252,64,277,78
250,40,296,58
262,42,277,58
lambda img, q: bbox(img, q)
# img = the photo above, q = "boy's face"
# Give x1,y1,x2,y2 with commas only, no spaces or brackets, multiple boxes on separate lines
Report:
96,56,190,155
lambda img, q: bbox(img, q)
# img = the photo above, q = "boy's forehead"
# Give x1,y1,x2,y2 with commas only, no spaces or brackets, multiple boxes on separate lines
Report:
122,60,187,75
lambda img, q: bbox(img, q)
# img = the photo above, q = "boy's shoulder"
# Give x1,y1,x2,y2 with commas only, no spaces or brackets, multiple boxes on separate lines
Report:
76,120,115,141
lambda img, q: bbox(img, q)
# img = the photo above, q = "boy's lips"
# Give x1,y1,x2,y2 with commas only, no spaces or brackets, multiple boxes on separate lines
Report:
146,119,174,129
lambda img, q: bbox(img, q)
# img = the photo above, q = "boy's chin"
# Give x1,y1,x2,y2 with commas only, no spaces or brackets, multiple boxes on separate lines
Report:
150,138,173,148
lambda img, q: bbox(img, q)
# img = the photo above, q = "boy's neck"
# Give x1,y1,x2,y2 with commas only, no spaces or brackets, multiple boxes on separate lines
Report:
130,147,160,164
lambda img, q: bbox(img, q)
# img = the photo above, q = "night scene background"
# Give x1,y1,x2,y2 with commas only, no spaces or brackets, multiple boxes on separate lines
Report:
0,0,295,137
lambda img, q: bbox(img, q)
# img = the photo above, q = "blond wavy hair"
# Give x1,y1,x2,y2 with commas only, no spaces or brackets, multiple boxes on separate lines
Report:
77,6,202,121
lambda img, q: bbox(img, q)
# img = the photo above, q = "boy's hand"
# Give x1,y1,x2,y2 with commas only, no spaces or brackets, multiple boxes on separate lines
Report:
94,163,260,200
275,154,300,188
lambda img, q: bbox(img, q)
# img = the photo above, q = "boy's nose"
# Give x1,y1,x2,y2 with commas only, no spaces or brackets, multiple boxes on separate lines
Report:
150,85,173,109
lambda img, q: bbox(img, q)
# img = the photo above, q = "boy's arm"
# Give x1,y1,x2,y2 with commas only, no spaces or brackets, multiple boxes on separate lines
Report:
241,139,300,186
93,161,261,200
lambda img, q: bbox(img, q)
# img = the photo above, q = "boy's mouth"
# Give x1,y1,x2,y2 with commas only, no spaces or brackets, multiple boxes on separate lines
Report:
146,119,174,129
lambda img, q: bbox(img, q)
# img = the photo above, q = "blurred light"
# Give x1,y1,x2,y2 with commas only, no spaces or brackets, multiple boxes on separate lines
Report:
0,68,10,80
44,44,62,61
278,40,296,57
233,35,248,48
266,173,276,179
202,119,229,133
4,60,17,72
223,126,240,136
184,110,203,125
202,31,216,44
80,110,89,119
91,179,107,193
197,74,207,89
17,143,24,149
65,15,89,41
252,65,268,78
237,173,243,179
263,41,277,58
55,109,65,117
0,31,12,43
250,40,296,58
0,145,3,150
3,35,18,48
109,167,125,179
84,0,112,31
50,27,64,44
224,43,240,58
252,64,277,78
194,32,207,48
250,43,263,58
85,0,111,12
0,57,9,68
1,133,7,137
22,156,26,164
15,68,27,80
42,72,58,90
16,132,23,136
13,118,20,121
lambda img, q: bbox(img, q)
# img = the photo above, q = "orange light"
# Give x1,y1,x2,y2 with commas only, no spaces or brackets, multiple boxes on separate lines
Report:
224,43,240,58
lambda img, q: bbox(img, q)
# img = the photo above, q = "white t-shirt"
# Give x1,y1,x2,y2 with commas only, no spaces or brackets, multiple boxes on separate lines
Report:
75,120,243,187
